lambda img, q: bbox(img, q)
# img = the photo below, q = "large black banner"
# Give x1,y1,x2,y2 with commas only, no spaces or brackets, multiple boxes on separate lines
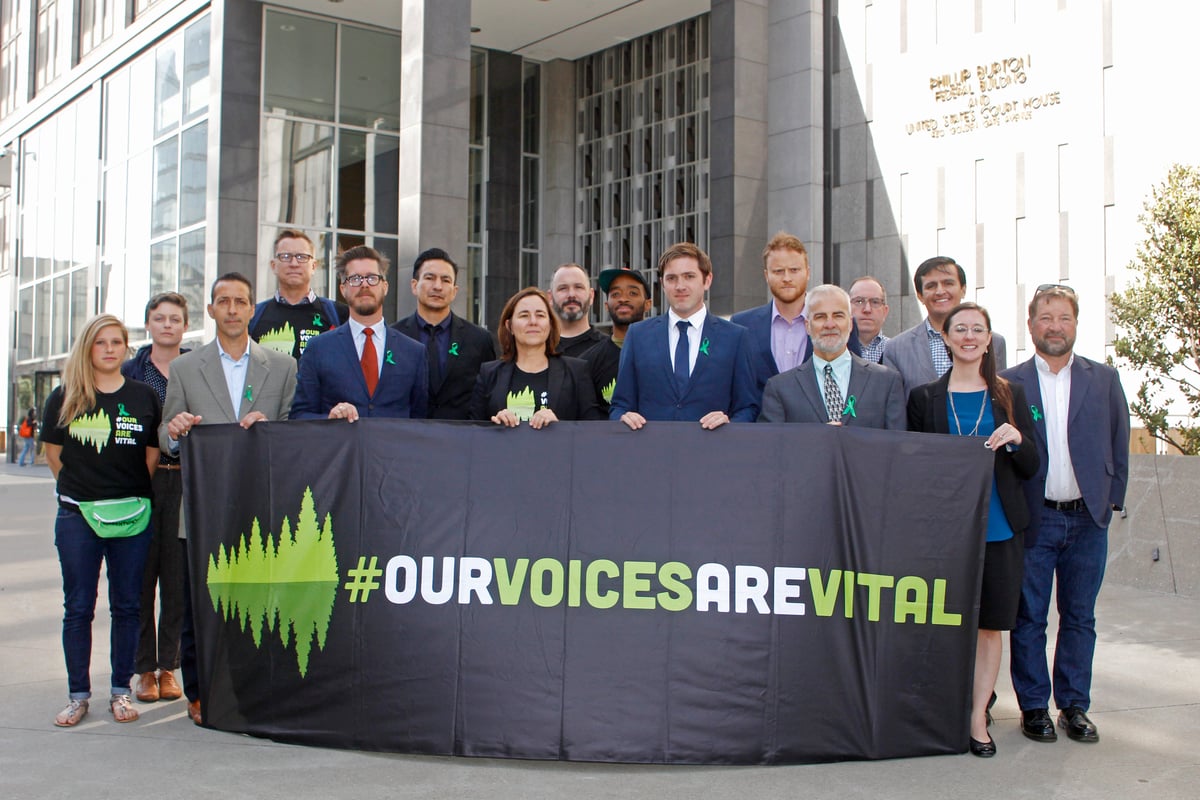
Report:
183,420,992,764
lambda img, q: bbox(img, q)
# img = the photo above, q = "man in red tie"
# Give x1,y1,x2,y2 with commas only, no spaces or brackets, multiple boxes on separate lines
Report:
289,246,428,420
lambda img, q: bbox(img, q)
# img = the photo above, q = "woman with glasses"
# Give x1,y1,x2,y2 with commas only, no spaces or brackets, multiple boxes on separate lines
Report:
40,314,162,726
906,302,1039,758
470,287,604,427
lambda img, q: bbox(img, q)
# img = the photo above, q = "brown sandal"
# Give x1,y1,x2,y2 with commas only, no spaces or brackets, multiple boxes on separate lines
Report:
109,694,139,723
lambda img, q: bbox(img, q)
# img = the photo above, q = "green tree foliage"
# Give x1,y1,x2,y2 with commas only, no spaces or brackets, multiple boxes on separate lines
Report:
1111,164,1200,455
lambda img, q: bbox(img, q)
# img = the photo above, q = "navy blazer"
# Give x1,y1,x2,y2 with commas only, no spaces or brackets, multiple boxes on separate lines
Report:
759,354,906,430
393,312,498,420
609,313,759,422
468,356,604,422
729,302,863,403
1001,356,1130,536
906,372,1040,535
290,324,428,419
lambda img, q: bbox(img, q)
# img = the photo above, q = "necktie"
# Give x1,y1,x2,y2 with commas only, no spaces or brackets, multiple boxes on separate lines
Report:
823,363,843,422
674,320,691,391
362,327,379,396
425,323,443,392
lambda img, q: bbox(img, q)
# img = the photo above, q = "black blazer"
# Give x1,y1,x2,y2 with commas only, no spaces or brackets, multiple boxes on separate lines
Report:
906,372,1040,534
393,312,498,420
469,356,605,422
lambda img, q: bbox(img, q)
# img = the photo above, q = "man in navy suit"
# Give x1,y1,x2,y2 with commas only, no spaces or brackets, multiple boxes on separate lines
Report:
291,246,428,421
1002,285,1129,745
610,242,757,429
730,232,861,403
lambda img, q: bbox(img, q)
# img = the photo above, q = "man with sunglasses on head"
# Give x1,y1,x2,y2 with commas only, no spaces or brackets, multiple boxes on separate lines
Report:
1002,284,1129,746
290,246,428,421
250,229,346,361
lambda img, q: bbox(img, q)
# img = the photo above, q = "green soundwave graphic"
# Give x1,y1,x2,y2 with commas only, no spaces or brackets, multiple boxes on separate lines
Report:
69,409,112,453
259,323,296,355
601,378,616,404
506,387,536,420
206,487,339,677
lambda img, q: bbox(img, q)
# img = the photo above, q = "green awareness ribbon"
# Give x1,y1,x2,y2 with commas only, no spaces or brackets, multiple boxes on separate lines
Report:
312,313,323,326
117,403,129,417
1030,404,1042,422
699,338,711,356
448,342,460,356
385,350,396,365
244,385,253,402
843,395,857,418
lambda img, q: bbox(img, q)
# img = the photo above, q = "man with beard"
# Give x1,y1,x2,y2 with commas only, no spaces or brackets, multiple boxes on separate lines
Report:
550,263,607,357
290,245,427,420
581,266,654,414
1001,285,1129,745
731,232,861,404
758,284,905,429
393,248,497,419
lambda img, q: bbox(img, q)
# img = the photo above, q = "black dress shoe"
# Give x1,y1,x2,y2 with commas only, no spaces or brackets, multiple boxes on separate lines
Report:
1058,706,1099,742
969,735,996,757
1021,708,1058,742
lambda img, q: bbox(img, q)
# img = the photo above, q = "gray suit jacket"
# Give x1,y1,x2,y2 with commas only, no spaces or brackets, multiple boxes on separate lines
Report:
882,320,1007,398
758,353,906,429
159,339,297,537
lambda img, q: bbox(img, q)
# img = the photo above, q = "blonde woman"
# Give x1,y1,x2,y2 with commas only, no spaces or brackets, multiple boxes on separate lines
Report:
39,314,162,726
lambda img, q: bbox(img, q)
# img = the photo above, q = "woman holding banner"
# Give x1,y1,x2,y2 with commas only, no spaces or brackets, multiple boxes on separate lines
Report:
470,287,604,427
40,315,162,727
906,302,1038,758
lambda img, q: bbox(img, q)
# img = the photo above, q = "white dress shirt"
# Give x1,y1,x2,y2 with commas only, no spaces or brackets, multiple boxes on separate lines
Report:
667,305,708,377
1035,353,1082,501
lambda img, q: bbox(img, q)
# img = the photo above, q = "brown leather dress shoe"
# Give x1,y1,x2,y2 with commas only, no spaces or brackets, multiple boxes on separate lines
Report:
187,699,202,725
136,671,160,703
158,670,183,701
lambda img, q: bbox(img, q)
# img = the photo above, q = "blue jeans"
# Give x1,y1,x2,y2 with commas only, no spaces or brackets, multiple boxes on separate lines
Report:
18,436,35,465
55,507,152,699
1010,505,1107,711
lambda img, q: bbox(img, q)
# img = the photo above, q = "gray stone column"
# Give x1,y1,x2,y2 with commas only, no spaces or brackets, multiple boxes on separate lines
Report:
397,0,471,318
710,0,770,316
766,0,826,282
540,59,577,280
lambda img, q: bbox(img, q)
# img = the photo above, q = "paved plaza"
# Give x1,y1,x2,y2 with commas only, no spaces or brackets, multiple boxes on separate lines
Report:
1,465,1196,799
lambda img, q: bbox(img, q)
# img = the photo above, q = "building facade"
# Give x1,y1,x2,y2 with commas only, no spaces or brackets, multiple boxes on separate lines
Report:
2,0,1194,457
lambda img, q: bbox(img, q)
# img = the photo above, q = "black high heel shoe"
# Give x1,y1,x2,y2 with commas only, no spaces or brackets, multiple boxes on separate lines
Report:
969,735,997,757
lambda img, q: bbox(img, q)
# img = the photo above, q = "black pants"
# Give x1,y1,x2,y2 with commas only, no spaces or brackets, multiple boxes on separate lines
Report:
135,469,184,673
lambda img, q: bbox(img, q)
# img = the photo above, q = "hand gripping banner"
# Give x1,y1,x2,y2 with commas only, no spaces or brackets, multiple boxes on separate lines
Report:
182,420,992,764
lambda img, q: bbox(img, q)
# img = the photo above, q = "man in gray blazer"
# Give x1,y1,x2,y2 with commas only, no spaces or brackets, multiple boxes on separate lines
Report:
759,284,905,429
883,256,1007,397
159,272,297,727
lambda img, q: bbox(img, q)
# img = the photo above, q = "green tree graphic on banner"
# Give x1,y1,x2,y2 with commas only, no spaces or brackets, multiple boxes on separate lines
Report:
206,487,339,677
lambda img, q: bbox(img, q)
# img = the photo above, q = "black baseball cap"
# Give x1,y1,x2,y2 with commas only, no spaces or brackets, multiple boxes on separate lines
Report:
598,266,652,295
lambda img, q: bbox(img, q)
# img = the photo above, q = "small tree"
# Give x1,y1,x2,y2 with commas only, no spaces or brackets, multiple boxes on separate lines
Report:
1110,164,1200,455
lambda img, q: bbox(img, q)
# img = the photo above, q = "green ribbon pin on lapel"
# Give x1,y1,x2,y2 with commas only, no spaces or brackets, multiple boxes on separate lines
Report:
385,350,395,365
699,338,711,356
843,395,857,418
244,385,253,402
448,342,460,356
1030,404,1042,422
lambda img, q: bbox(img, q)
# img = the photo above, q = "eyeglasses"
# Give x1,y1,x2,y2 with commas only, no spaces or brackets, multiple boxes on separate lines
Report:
950,324,989,335
274,252,314,264
850,297,886,308
342,273,385,287
1035,283,1075,295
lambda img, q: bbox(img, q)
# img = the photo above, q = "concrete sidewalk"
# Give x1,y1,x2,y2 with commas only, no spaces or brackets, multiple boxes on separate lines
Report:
1,467,1196,799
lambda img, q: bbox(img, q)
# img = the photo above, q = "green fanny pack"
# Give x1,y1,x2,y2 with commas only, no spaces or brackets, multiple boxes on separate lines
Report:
76,497,152,539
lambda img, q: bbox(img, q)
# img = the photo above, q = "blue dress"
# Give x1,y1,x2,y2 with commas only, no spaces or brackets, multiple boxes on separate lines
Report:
946,390,1015,543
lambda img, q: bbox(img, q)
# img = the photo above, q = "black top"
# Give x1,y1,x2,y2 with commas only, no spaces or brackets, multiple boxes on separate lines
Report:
580,336,621,415
557,328,607,359
507,366,550,419
121,344,190,466
393,312,498,419
40,380,162,501
469,356,605,422
250,297,340,361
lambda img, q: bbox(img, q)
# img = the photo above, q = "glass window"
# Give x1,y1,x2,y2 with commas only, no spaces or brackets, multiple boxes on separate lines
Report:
337,130,399,233
51,273,70,354
263,12,336,121
150,239,176,296
155,41,182,137
34,279,51,357
470,50,486,146
17,287,32,360
180,122,208,227
521,157,539,249
260,118,334,228
151,137,179,236
339,27,400,131
178,229,205,329
71,268,89,342
79,0,117,59
183,18,210,121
